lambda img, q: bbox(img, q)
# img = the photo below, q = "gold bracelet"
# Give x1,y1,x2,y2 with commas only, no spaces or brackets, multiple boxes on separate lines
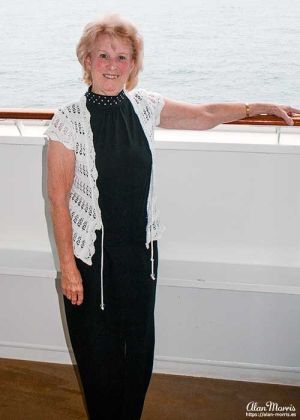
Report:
245,103,250,118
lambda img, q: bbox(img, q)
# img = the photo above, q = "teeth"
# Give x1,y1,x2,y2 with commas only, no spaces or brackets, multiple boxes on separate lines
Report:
104,74,118,79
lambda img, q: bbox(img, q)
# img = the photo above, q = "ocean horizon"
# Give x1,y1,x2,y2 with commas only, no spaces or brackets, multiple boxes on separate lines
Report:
1,0,299,108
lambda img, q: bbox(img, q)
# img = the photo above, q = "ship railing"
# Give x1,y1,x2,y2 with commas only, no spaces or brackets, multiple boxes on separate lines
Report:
0,109,300,145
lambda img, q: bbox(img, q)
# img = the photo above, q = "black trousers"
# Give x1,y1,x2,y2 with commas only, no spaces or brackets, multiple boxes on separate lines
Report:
63,231,158,420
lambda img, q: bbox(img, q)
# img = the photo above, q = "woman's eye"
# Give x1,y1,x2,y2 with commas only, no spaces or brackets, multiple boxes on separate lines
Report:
119,56,127,61
99,53,108,59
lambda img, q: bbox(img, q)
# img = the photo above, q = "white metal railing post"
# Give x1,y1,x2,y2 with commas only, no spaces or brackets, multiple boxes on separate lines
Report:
276,126,281,144
16,120,24,136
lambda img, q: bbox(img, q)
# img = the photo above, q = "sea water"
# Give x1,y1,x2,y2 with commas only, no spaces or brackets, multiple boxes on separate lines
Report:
1,0,299,108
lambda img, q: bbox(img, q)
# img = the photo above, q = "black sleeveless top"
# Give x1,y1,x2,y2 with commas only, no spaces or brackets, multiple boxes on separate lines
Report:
85,86,152,246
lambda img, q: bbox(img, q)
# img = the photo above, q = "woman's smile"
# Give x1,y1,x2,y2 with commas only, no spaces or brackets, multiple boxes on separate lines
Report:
103,74,119,79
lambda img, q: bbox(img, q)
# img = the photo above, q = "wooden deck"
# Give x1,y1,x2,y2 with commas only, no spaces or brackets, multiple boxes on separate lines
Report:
0,358,299,419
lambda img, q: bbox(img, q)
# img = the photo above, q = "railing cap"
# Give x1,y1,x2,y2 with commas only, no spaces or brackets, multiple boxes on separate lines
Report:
0,108,300,126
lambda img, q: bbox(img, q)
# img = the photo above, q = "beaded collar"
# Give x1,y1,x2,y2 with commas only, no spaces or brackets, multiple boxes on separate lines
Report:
85,85,127,107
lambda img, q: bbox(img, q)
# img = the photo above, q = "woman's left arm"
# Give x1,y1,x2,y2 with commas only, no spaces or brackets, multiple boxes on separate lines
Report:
159,98,300,130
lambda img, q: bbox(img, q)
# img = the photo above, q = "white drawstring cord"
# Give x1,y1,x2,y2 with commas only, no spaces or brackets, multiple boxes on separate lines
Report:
100,224,105,310
150,237,155,280
150,186,155,281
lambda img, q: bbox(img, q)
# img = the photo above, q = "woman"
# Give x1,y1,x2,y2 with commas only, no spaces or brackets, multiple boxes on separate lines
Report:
45,13,299,420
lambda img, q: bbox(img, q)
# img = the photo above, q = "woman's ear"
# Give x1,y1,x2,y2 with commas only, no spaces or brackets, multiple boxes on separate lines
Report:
85,55,91,70
130,60,135,74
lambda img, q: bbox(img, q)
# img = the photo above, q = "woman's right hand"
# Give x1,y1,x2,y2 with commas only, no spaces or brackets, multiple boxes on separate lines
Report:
61,266,84,305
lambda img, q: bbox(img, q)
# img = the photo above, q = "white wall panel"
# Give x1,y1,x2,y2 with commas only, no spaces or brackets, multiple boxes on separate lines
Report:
1,129,300,385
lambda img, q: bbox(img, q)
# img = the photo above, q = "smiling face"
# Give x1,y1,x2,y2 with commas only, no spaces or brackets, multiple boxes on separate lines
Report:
85,33,135,96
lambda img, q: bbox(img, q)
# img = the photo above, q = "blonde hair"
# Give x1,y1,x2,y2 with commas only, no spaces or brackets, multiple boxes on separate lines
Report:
76,13,144,90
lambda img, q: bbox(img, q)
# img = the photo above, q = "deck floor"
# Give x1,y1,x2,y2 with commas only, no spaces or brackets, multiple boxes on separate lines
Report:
0,358,299,420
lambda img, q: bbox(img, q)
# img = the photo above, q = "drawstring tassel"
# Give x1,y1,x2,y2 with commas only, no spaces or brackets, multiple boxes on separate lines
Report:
150,237,155,280
150,185,155,280
100,224,105,310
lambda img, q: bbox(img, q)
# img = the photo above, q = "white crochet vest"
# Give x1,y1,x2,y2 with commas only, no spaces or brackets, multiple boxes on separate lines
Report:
45,88,166,266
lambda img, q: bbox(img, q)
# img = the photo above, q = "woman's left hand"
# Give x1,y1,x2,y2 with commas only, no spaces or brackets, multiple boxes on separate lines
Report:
260,104,300,125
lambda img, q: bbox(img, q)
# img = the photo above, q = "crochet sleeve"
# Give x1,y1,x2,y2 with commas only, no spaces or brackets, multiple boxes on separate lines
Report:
144,90,165,126
44,107,75,150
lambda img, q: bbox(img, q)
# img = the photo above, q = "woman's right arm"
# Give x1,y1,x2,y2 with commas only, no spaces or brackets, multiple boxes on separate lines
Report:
47,140,84,305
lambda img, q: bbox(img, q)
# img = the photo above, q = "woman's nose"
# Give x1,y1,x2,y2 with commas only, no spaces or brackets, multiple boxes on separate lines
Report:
106,57,117,70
